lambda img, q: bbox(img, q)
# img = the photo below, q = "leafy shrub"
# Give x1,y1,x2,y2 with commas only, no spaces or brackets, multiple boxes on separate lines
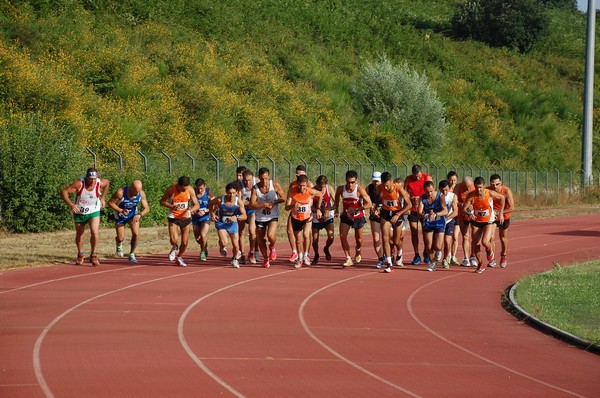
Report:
451,0,550,53
350,55,448,156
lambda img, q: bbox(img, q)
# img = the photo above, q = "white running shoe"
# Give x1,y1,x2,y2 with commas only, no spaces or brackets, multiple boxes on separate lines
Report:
168,246,178,262
488,259,497,268
303,255,311,266
116,244,124,258
254,250,261,262
427,262,437,272
231,258,240,268
470,256,478,267
451,256,459,265
500,257,508,268
461,258,471,267
176,256,187,267
384,265,393,273
128,253,138,263
220,247,228,257
435,251,442,262
294,259,302,269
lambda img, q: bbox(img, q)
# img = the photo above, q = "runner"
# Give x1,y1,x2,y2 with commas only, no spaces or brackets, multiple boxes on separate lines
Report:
367,172,384,268
404,164,433,265
209,181,247,268
60,168,110,266
249,167,286,268
456,176,475,266
159,176,200,267
285,175,323,268
311,175,336,265
446,171,461,265
462,177,505,274
238,169,258,264
286,165,313,263
377,172,411,273
488,174,515,268
439,180,458,269
191,178,213,261
107,180,150,263
418,181,449,272
334,170,373,267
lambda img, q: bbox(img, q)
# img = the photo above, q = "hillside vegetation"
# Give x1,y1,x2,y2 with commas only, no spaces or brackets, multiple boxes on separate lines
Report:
0,0,598,231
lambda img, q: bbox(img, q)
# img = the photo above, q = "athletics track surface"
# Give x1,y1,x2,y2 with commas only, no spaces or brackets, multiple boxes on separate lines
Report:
1,213,599,398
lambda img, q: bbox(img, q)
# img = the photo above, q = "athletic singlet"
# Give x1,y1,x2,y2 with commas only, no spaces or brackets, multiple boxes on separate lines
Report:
491,185,511,220
168,184,191,219
444,191,455,225
219,196,240,223
254,180,280,222
405,173,431,211
342,184,364,220
456,183,475,221
473,190,495,224
192,188,211,223
291,190,313,221
422,191,445,227
113,186,141,222
241,177,256,215
312,185,334,222
380,184,403,212
75,178,101,215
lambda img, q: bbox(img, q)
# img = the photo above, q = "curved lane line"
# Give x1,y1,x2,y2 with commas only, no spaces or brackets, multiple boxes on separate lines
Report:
0,266,145,295
298,272,424,398
33,267,221,398
177,269,299,398
406,250,592,398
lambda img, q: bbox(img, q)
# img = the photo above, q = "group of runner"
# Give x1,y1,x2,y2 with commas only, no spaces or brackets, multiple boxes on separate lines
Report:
61,164,514,273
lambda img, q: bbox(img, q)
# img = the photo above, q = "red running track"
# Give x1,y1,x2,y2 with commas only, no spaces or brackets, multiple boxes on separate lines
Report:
1,214,599,397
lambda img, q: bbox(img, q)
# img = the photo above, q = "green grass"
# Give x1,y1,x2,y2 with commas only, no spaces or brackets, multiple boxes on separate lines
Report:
514,261,600,345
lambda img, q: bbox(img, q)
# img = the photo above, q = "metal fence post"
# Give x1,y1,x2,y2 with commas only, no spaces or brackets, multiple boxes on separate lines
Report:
343,159,351,172
402,161,410,178
160,150,172,175
210,153,220,185
514,168,519,195
111,148,123,170
232,154,240,169
430,161,439,182
250,155,260,174
299,157,308,176
533,168,538,198
185,152,195,172
283,157,292,183
391,161,399,179
356,160,363,183
367,159,375,176
85,147,97,168
136,150,147,172
314,158,323,176
267,156,276,181
329,159,337,186
555,168,560,193
569,169,573,196
543,167,548,192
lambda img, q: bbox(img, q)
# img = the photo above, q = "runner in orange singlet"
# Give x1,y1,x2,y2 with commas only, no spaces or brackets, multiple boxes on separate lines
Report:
455,176,475,266
462,177,505,274
488,174,515,268
285,174,323,268
286,165,315,263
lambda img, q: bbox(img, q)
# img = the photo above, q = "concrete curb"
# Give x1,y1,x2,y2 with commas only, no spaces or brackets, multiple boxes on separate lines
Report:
506,282,600,355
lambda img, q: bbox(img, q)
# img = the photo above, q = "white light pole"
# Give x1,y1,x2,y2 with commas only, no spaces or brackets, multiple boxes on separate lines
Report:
582,0,595,187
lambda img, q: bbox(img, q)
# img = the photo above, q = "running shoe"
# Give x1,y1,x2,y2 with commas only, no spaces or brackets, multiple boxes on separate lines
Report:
384,265,393,273
199,251,207,261
294,259,302,269
239,254,246,265
427,262,437,272
375,257,385,269
169,246,178,261
354,251,362,263
303,255,311,266
220,247,228,257
262,258,270,268
313,253,320,265
342,257,353,267
269,247,277,261
76,252,85,265
288,251,298,262
435,251,442,262
451,256,459,265
231,258,240,268
324,246,332,261
424,256,431,265
500,256,508,268
177,256,187,267
116,244,124,258
89,253,100,266
411,255,421,265
128,253,138,263
254,250,261,262
395,255,403,267
461,258,471,267
486,249,494,262
249,252,256,264
442,258,450,269
470,256,478,267
475,265,486,274
488,259,497,268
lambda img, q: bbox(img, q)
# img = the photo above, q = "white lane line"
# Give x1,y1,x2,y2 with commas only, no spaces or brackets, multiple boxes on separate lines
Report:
406,247,594,398
298,272,424,398
33,267,220,398
177,269,298,398
0,265,146,295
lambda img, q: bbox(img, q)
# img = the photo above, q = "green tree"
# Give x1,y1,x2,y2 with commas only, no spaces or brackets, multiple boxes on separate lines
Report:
350,55,447,156
452,0,550,53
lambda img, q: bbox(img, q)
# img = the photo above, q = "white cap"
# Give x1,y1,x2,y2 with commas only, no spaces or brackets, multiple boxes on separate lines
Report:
371,171,382,181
